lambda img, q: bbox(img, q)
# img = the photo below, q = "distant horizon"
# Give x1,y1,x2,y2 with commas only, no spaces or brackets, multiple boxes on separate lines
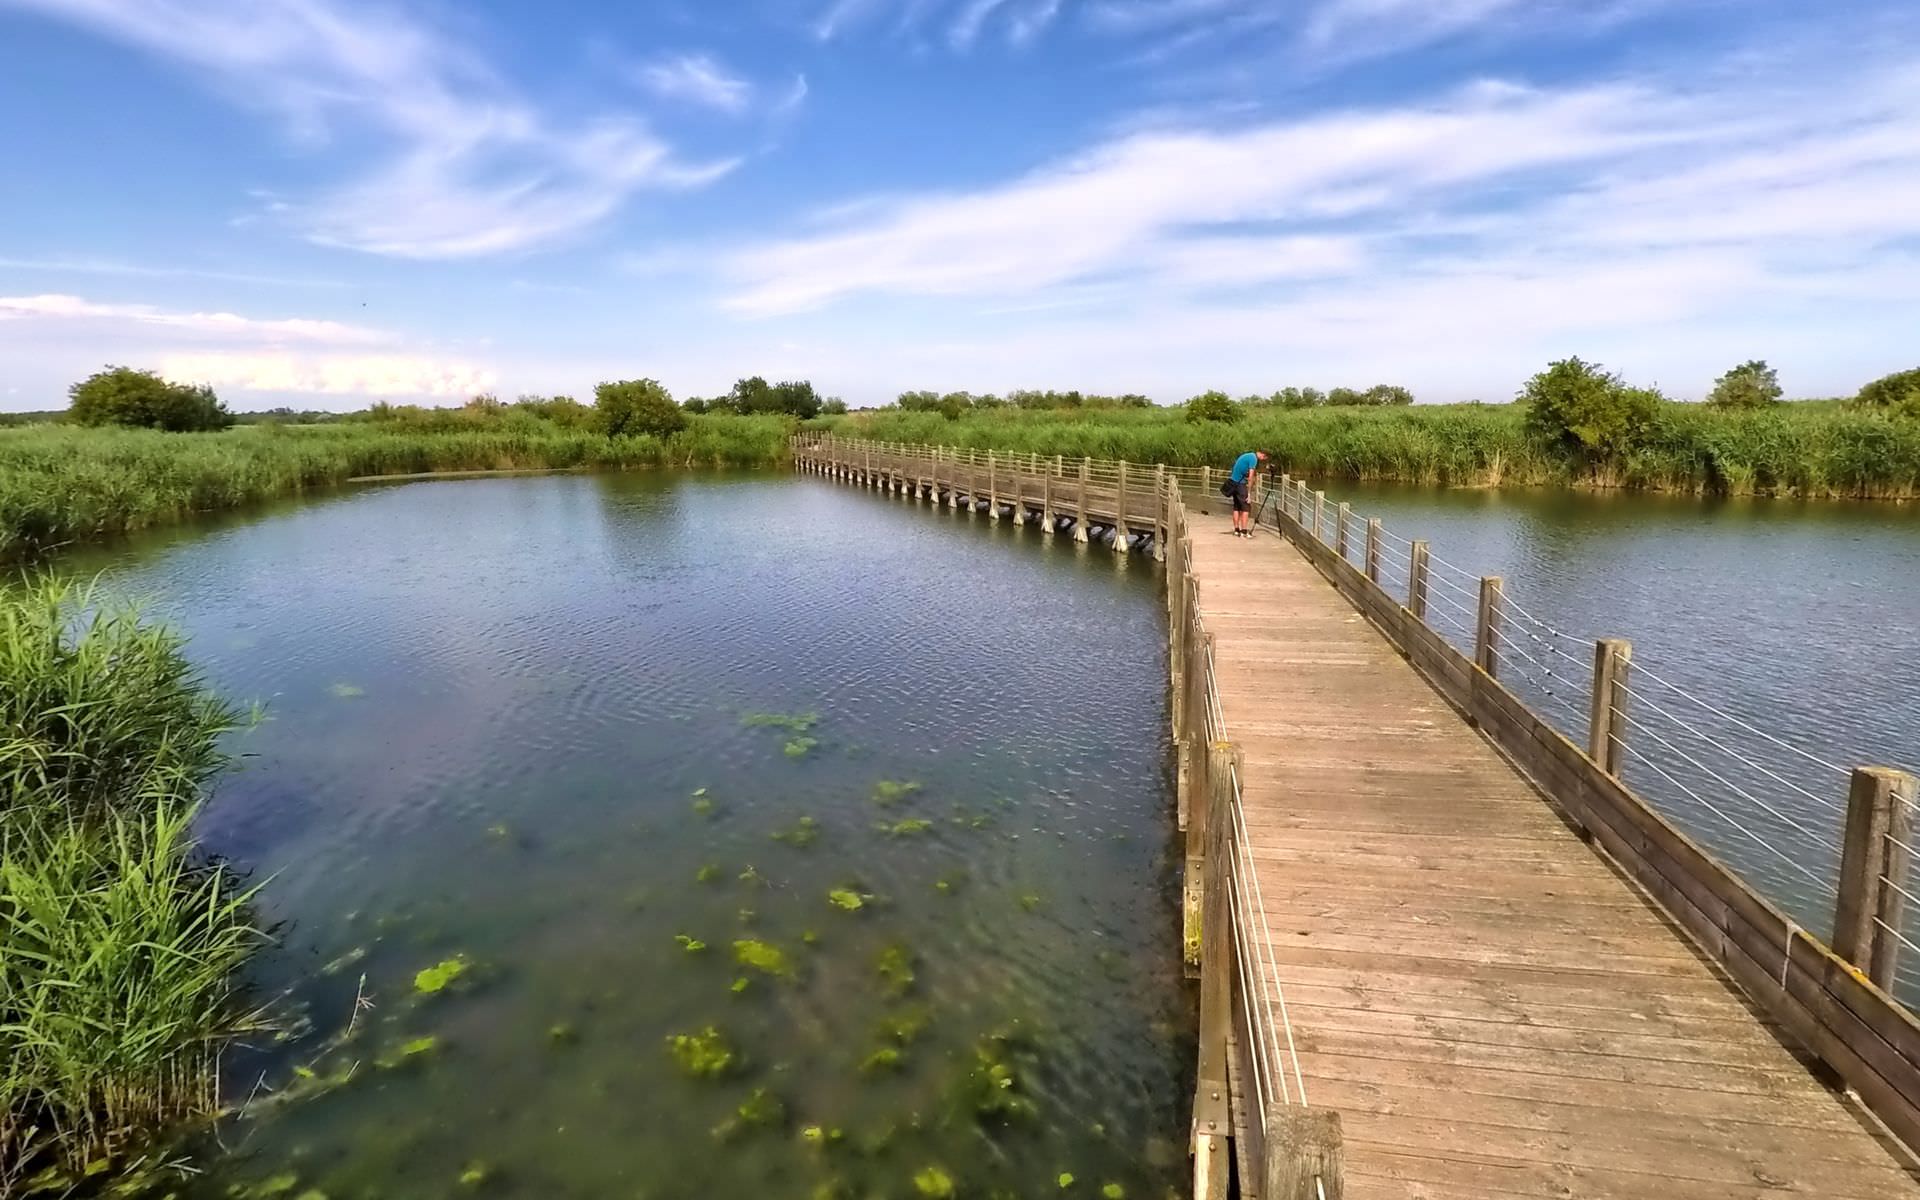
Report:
5,1,1918,412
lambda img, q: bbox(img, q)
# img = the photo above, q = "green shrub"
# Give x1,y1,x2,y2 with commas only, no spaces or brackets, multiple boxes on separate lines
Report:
1857,367,1920,417
1519,357,1660,461
1325,387,1365,406
67,367,230,432
1362,384,1415,406
1184,391,1241,424
1706,361,1782,409
595,379,685,438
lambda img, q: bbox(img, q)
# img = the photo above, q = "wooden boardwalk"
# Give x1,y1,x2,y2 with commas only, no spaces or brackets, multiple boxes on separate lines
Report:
1185,509,1920,1199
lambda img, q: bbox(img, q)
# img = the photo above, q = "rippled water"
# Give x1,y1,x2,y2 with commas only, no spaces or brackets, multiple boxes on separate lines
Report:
62,473,1189,1199
1292,481,1920,998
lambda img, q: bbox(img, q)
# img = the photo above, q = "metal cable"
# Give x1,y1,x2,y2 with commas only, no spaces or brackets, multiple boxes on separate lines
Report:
1628,661,1853,779
1872,915,1920,959
1228,758,1310,1107
1610,703,1841,856
1614,739,1832,889
1614,682,1847,815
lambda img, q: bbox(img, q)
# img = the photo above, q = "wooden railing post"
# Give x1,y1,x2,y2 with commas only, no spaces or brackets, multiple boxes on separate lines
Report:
1408,541,1429,619
1192,740,1237,1200
987,450,999,519
1364,518,1381,584
1835,767,1918,990
1115,461,1131,553
1475,576,1504,677
1587,639,1632,777
1278,474,1292,525
1042,454,1058,533
1335,502,1351,560
1312,490,1326,542
1201,465,1212,498
1264,1106,1345,1200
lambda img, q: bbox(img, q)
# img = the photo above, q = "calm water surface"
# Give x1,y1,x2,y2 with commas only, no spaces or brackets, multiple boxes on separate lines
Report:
66,474,1190,1200
1289,480,1920,997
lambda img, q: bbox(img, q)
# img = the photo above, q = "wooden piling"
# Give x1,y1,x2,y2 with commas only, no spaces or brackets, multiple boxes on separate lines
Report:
1115,460,1131,553
1335,502,1351,560
1043,455,1059,533
1409,541,1430,619
1364,517,1381,584
1588,639,1632,777
1075,458,1091,542
1191,741,1235,1199
1476,576,1504,677
1835,767,1918,990
1312,490,1326,542
1265,1106,1345,1200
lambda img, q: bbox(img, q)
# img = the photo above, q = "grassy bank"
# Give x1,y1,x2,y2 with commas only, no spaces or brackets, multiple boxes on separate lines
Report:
0,414,793,561
1,578,265,1192
812,402,1920,499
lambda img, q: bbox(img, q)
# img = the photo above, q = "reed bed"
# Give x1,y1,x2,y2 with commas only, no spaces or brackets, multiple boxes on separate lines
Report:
814,402,1920,499
0,414,794,562
1,578,267,1191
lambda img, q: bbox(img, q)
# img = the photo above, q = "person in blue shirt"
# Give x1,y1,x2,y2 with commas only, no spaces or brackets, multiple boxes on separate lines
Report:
1227,450,1267,537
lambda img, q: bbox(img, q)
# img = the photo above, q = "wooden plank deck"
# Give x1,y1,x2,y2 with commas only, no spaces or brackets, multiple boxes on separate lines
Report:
1185,510,1920,1200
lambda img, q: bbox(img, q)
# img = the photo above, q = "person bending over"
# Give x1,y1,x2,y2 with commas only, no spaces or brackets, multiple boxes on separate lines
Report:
1228,450,1267,538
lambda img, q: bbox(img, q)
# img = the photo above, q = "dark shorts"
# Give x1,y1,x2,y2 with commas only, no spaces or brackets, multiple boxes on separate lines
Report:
1229,478,1250,512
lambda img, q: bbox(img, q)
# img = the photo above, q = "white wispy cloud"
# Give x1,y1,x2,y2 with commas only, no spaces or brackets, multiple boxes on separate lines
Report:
709,53,1920,399
0,0,736,257
814,0,1065,48
160,352,496,397
635,53,755,114
0,293,389,343
0,255,343,288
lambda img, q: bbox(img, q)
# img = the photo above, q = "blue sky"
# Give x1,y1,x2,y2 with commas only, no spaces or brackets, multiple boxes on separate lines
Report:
2,0,1917,410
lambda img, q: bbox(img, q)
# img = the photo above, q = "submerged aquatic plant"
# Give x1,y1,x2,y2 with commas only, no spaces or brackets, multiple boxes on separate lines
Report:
666,1026,736,1078
879,817,933,837
675,934,708,954
1102,1185,1124,1199
912,1166,956,1198
741,711,820,733
783,736,820,758
327,682,365,699
736,1087,785,1127
696,864,722,884
875,946,916,998
875,1005,931,1046
692,796,715,817
771,815,821,847
1058,1173,1075,1189
859,1046,904,1074
458,1161,492,1187
1018,893,1043,914
413,954,471,995
871,779,921,806
737,865,766,888
733,939,795,978
826,888,868,912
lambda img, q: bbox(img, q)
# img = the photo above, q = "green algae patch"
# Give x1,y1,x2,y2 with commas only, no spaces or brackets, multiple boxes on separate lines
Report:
1058,1173,1075,1189
1018,893,1044,913
692,796,715,817
327,682,365,699
876,1005,931,1045
547,1023,578,1046
827,888,869,912
737,864,766,888
413,954,470,995
696,863,722,884
871,779,922,806
253,1173,301,1197
667,1025,737,1078
875,945,915,998
737,1087,785,1127
457,1162,492,1187
879,818,933,837
913,1166,956,1198
860,1045,904,1075
734,938,795,978
1101,1185,1124,1199
783,736,819,758
742,711,820,732
676,934,708,953
771,815,821,847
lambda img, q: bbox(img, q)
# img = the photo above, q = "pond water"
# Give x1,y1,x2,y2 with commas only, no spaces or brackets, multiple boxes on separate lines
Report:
64,474,1190,1200
1284,480,1920,999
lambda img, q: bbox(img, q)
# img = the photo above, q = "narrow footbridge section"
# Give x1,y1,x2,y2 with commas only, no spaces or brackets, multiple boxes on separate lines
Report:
793,435,1920,1199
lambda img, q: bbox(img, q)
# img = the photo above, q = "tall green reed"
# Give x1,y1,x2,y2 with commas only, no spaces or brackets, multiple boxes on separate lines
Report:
2,578,267,1190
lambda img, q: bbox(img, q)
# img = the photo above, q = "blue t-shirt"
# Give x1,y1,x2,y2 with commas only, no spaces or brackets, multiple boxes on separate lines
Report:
1230,452,1260,483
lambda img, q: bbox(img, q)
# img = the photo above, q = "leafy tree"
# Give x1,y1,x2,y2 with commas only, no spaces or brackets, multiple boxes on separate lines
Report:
681,397,709,414
1856,367,1920,417
820,397,849,415
769,379,822,419
937,393,968,420
1116,394,1152,408
67,366,230,431
1271,387,1323,408
463,393,506,415
595,378,684,438
1519,357,1661,459
1706,360,1782,409
1184,390,1242,424
513,394,593,427
897,390,942,412
1324,387,1365,407
972,394,1008,409
1362,384,1415,406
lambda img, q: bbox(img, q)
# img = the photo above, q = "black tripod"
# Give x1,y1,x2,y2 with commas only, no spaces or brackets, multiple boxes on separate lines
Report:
1252,468,1282,533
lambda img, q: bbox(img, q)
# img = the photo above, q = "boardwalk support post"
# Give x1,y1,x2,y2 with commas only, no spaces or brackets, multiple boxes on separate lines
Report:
1587,639,1632,777
1475,576,1504,677
1043,455,1059,533
1115,460,1131,553
1154,464,1167,560
988,450,1000,519
1835,767,1918,990
1335,502,1351,560
1075,458,1091,542
1191,742,1235,1200
1265,1105,1345,1200
1408,541,1429,619
1364,517,1382,584
1312,491,1326,543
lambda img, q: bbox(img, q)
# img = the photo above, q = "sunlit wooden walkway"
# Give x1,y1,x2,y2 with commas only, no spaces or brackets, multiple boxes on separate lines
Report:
1185,509,1920,1199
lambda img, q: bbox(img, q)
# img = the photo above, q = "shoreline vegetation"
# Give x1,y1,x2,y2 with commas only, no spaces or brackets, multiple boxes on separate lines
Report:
4,360,1918,562
1,578,266,1194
